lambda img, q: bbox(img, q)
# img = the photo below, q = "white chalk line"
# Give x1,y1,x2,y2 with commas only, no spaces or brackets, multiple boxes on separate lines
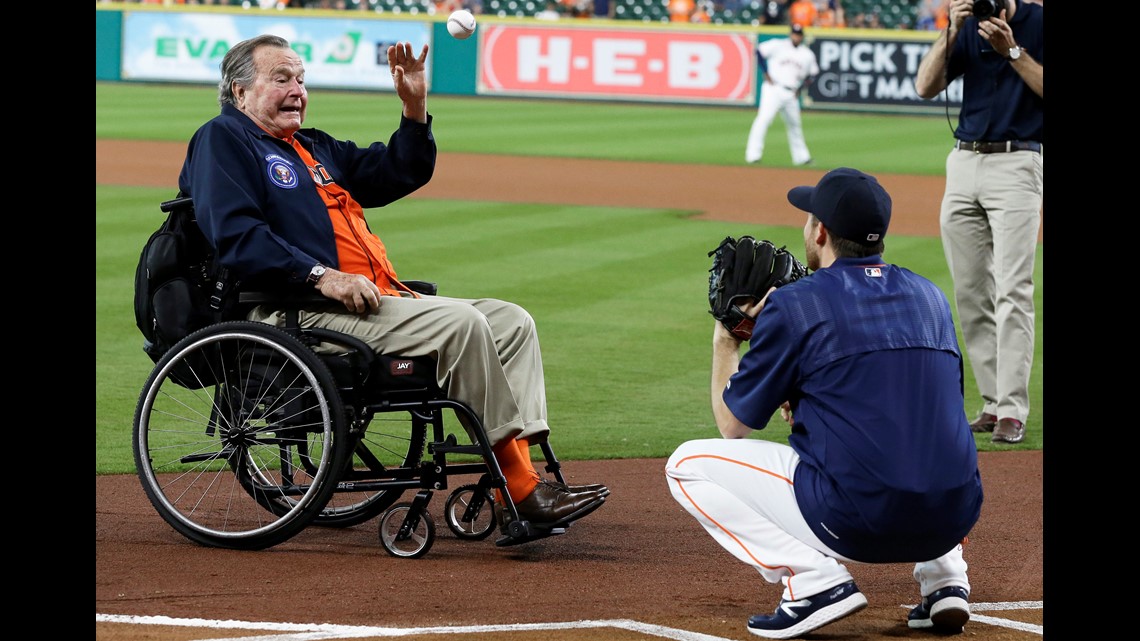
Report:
98,603,1043,640
899,600,1043,635
94,614,734,641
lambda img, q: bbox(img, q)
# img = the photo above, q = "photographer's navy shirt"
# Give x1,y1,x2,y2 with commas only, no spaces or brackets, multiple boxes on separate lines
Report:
722,256,984,563
947,0,1044,143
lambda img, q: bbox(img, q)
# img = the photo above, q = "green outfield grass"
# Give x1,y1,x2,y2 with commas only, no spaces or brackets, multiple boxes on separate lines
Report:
95,82,1042,475
96,81,956,173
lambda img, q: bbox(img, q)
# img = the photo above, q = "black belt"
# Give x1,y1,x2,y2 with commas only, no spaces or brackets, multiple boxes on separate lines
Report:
955,140,1041,154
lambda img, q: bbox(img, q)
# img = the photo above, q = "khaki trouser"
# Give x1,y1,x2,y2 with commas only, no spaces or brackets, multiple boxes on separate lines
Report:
939,146,1043,424
248,295,550,446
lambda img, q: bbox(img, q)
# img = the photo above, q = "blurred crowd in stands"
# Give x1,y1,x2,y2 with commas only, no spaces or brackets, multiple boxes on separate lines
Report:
109,0,1042,30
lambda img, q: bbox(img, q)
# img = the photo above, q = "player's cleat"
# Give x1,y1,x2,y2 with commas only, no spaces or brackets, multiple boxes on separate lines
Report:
746,581,867,639
908,585,970,632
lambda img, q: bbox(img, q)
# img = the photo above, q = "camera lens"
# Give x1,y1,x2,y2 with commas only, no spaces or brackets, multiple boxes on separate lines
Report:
973,0,998,19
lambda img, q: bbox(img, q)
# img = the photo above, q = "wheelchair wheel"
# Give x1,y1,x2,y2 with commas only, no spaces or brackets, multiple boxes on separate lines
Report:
444,484,496,540
378,503,435,558
133,321,350,550
308,413,429,529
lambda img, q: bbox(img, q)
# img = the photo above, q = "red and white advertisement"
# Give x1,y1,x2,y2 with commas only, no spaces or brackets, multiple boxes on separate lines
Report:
477,24,755,105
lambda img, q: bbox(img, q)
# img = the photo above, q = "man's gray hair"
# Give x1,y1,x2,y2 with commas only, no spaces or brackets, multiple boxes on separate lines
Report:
218,34,291,107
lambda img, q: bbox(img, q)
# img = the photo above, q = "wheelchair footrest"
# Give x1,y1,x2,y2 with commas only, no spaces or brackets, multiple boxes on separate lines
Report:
494,525,568,547
430,442,483,456
429,434,484,457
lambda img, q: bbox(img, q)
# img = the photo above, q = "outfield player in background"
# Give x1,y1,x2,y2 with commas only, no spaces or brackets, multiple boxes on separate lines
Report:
915,0,1043,445
744,23,819,166
666,168,984,638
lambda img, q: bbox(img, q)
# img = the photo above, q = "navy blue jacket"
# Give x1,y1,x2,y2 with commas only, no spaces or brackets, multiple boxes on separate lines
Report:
724,256,983,563
178,104,436,289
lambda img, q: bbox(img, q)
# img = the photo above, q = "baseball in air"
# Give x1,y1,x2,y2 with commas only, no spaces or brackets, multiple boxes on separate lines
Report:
447,10,477,40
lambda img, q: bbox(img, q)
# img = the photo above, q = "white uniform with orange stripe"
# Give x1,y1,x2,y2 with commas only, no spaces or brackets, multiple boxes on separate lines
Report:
665,438,968,603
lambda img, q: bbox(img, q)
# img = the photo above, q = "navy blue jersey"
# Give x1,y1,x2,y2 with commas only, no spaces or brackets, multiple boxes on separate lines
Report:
723,256,983,562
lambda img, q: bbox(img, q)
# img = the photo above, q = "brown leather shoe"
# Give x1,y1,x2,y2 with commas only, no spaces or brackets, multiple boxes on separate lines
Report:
969,412,997,433
991,418,1025,444
509,482,606,528
540,479,611,498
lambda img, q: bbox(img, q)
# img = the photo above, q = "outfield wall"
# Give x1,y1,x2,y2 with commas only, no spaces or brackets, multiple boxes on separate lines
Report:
95,3,959,114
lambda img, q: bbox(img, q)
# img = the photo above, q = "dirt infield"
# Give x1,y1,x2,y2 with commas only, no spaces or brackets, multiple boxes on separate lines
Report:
96,141,1044,640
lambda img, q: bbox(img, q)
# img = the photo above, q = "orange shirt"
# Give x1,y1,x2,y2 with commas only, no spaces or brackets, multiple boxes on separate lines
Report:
288,137,415,297
935,1,950,30
669,0,695,22
788,0,818,27
817,9,843,27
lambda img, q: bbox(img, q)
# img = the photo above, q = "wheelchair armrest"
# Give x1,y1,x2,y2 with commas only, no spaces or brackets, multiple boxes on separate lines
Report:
238,290,327,306
402,280,437,296
160,196,194,214
238,281,437,305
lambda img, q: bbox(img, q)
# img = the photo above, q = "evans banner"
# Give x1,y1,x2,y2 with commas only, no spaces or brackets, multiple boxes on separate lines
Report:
477,24,755,105
121,11,430,91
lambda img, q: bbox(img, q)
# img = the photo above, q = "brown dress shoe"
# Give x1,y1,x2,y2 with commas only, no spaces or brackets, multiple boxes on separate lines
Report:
969,412,997,433
510,482,606,528
540,479,611,498
991,418,1025,444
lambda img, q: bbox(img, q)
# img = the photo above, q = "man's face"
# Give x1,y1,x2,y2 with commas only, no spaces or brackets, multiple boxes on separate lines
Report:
803,216,821,271
790,32,804,47
235,46,307,138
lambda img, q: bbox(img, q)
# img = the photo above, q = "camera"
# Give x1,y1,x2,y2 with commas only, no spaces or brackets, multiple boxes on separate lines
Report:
973,0,1008,20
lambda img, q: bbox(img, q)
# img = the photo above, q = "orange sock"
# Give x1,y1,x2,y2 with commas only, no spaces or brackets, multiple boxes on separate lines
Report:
492,439,539,503
517,437,535,469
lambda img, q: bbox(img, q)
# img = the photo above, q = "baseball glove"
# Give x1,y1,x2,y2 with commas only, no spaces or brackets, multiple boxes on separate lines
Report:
707,236,809,340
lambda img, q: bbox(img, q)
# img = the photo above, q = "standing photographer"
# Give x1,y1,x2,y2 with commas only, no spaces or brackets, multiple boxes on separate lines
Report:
915,0,1042,445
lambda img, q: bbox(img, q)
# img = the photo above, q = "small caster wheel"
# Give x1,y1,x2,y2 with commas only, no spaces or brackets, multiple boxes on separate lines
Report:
379,502,435,559
444,484,496,540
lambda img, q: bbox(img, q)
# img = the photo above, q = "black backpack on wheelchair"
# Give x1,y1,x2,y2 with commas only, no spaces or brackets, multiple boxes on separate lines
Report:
131,196,578,557
133,195,237,371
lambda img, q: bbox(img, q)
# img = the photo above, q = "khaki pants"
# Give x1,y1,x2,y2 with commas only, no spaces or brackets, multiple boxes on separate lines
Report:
248,295,550,446
939,147,1043,424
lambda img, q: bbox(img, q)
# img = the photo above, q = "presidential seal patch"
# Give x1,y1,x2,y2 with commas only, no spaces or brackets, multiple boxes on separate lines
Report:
265,154,299,189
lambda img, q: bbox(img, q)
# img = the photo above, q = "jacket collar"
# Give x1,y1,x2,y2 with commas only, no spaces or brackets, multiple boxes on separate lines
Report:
220,103,309,145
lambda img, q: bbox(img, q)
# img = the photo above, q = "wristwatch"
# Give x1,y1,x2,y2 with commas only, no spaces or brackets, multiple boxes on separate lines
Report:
1007,46,1022,61
306,263,327,286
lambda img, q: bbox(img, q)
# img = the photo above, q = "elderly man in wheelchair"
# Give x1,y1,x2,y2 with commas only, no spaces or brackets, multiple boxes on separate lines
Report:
132,35,607,557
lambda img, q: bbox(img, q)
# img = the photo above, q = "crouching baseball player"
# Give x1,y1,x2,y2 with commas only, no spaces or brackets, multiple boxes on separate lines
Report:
666,168,984,638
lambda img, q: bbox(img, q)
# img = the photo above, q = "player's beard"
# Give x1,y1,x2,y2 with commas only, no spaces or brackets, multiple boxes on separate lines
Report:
804,233,821,271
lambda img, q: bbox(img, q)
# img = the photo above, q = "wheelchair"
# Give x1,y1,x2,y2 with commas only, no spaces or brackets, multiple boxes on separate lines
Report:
132,196,582,558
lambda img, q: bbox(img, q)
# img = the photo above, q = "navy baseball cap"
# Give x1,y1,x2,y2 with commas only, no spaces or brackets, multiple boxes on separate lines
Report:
787,168,892,246
791,23,804,34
